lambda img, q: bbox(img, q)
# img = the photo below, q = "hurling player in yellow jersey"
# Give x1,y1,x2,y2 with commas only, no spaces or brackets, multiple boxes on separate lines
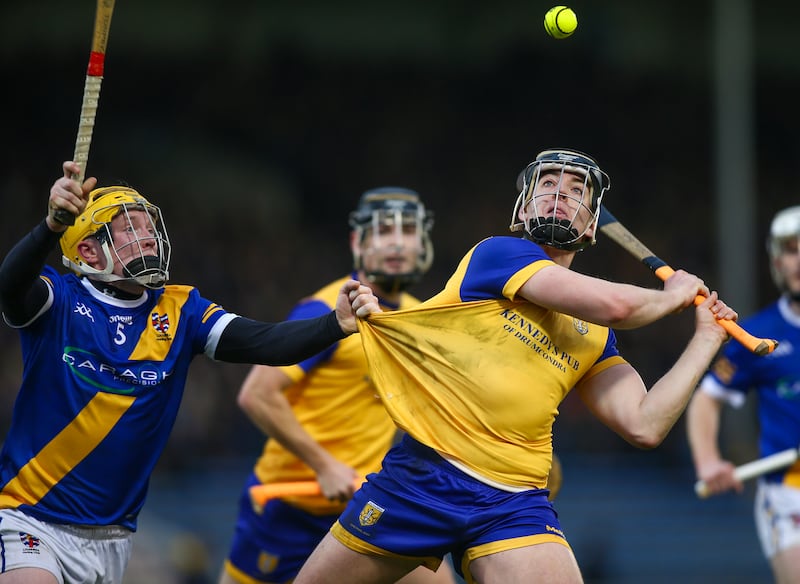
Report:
293,149,738,584
219,188,457,584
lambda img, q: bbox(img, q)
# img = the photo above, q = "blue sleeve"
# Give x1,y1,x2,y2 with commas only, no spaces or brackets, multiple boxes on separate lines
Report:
461,237,552,301
598,328,621,362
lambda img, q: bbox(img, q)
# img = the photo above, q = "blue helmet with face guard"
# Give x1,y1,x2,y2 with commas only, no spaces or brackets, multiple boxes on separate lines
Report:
511,149,611,251
349,187,433,293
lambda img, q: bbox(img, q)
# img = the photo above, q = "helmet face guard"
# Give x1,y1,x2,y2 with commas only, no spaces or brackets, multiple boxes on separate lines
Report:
59,186,171,289
349,187,433,294
510,149,611,251
767,205,800,298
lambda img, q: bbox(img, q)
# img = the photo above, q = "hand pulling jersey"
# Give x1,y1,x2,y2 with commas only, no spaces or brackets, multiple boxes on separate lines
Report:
0,266,233,530
357,236,626,488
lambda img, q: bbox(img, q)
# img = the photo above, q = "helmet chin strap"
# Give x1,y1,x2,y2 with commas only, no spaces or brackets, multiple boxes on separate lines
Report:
366,271,419,295
86,267,165,290
527,217,584,251
64,242,168,289
62,241,116,278
123,256,168,288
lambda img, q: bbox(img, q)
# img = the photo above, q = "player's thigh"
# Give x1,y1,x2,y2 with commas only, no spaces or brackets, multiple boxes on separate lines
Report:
396,561,458,584
770,543,800,584
217,569,238,584
0,568,59,584
468,542,582,584
295,532,417,584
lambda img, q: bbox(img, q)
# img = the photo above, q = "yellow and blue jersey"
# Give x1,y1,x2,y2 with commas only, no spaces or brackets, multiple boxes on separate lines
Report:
701,296,800,488
253,275,419,514
0,266,232,530
358,236,626,488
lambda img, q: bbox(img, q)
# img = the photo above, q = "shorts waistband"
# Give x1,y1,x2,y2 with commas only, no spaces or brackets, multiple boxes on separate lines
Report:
399,434,447,463
398,434,535,493
398,434,474,481
58,523,132,539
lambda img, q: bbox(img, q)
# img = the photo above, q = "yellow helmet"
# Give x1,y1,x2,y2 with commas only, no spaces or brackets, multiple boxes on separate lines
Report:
59,186,171,289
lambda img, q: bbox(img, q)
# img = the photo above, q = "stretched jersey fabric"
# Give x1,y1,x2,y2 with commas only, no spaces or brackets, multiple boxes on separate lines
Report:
254,274,419,514
358,236,626,488
0,266,233,530
700,296,800,487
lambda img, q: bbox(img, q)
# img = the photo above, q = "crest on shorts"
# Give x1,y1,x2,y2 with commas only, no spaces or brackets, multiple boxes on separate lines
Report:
257,551,278,574
19,532,40,553
573,318,589,335
358,500,385,526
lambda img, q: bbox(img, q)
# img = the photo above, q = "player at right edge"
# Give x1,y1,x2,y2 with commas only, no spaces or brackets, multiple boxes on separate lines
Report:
687,205,800,584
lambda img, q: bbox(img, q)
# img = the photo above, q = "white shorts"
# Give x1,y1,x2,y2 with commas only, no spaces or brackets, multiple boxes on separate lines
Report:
0,508,133,584
754,481,800,559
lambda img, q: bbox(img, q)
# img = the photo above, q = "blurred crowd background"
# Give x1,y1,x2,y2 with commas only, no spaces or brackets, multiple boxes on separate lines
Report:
1,0,798,581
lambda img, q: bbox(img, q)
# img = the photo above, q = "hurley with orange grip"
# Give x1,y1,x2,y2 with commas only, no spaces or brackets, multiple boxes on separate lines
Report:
598,206,778,356
249,477,365,514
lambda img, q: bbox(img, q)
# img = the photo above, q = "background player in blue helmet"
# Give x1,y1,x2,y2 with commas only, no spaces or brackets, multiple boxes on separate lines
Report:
0,161,379,584
292,148,738,584
687,205,800,583
218,187,457,584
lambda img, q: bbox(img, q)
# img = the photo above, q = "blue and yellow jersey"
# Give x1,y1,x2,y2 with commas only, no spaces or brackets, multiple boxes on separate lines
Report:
254,275,419,514
700,296,800,488
0,266,232,530
358,236,626,489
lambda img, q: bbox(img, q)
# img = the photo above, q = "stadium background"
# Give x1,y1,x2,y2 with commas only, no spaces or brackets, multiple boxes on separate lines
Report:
1,1,796,581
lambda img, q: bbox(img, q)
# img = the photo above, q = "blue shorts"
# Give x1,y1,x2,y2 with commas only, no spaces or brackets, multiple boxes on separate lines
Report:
332,435,569,578
223,473,339,583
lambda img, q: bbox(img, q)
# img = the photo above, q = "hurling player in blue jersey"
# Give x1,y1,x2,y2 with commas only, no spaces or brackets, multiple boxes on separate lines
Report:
293,149,738,584
0,160,379,584
687,206,800,583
